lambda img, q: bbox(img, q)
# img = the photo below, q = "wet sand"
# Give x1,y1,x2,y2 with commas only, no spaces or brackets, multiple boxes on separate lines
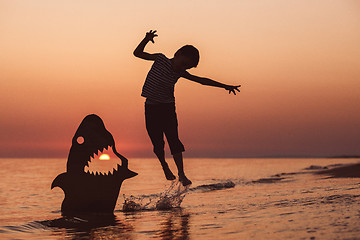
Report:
317,163,360,178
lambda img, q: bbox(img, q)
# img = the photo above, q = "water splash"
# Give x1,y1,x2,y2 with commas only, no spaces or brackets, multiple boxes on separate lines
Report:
122,180,189,211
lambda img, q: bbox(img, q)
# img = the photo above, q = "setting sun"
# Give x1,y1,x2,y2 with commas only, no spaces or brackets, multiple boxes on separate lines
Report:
99,154,110,160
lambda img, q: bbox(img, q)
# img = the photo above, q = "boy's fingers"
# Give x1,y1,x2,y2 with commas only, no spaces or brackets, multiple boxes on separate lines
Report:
227,86,240,95
148,30,157,35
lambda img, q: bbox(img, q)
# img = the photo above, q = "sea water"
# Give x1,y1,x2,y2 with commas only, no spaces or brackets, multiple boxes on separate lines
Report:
0,158,359,239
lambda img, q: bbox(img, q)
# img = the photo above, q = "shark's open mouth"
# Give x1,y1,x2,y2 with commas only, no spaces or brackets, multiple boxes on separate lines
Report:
84,145,123,176
64,114,134,178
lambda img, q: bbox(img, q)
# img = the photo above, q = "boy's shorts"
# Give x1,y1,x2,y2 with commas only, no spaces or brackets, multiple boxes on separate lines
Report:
145,102,185,155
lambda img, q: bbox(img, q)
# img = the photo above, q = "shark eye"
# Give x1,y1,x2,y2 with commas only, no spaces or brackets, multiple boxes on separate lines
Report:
77,136,85,145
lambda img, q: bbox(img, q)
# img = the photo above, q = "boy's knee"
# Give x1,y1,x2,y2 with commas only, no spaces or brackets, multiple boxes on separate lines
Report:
169,141,185,155
154,148,164,157
153,144,165,156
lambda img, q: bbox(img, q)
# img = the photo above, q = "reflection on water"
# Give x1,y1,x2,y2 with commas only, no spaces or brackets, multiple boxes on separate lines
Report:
8,209,191,240
42,215,134,240
1,158,360,239
156,209,190,240
123,209,190,240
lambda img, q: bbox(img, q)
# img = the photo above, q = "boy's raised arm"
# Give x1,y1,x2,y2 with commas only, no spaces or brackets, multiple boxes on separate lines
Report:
133,30,159,61
181,71,241,95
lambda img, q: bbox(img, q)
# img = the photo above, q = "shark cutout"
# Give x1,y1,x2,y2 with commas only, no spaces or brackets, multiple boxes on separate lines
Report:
51,114,137,216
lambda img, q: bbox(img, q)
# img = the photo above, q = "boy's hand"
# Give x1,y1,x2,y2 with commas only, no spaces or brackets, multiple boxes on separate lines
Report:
145,30,158,43
225,85,241,95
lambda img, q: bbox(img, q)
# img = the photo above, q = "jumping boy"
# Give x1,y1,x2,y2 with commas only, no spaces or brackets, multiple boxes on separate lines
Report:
134,30,240,186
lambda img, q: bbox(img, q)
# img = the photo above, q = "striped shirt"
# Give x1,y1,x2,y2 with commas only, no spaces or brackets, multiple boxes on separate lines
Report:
141,54,180,103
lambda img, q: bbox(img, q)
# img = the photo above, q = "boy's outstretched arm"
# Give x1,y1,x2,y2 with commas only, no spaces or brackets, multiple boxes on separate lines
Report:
133,30,159,61
181,71,241,95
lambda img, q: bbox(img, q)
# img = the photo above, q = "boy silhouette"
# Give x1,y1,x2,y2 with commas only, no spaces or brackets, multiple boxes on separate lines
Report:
134,30,240,186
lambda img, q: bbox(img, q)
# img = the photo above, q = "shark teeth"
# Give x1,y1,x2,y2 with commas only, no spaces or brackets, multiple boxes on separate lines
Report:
89,144,114,159
85,169,118,177
85,165,122,177
84,144,121,177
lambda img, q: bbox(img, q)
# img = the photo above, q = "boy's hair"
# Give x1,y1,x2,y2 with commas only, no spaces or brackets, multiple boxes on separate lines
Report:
174,45,200,68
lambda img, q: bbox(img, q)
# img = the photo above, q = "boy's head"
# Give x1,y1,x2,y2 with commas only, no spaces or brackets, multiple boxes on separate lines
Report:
173,45,199,71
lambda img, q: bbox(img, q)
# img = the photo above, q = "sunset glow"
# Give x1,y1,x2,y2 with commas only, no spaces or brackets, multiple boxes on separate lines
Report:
0,0,359,158
99,154,110,160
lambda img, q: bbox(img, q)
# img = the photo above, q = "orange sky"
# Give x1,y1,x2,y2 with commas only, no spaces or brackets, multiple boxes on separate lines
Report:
1,0,359,158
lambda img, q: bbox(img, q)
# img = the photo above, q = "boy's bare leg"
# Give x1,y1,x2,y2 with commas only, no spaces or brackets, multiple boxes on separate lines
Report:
173,152,192,186
155,152,176,180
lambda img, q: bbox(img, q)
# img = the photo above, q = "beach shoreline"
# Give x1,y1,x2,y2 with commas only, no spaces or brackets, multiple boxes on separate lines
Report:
317,163,360,178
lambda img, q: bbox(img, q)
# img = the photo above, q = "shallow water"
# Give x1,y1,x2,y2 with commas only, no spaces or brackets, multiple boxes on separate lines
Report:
0,158,360,239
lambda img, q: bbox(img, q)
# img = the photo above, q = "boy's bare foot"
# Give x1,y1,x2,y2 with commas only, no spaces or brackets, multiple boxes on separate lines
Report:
161,163,176,180
179,174,192,186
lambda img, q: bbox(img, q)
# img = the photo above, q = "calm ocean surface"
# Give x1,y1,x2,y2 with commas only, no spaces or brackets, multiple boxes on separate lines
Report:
1,158,359,240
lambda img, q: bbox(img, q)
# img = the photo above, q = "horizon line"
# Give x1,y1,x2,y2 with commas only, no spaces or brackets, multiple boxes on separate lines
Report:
1,155,359,159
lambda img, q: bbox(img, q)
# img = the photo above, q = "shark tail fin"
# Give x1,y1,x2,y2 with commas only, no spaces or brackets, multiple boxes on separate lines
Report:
51,172,67,190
